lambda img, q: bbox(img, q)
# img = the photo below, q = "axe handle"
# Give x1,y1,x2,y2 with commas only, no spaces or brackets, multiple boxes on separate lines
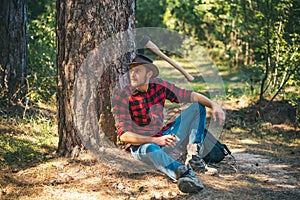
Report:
145,41,194,82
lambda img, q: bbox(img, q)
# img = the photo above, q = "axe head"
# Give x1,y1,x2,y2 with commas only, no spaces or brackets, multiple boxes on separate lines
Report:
138,35,151,48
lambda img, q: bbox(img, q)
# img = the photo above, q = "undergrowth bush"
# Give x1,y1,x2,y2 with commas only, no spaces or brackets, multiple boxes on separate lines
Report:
27,2,56,104
0,108,58,169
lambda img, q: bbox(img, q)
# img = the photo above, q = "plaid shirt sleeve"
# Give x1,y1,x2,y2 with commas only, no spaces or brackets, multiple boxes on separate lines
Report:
112,87,132,138
154,78,192,103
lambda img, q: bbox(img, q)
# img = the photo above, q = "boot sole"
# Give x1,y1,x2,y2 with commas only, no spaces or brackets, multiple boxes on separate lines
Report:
178,179,204,193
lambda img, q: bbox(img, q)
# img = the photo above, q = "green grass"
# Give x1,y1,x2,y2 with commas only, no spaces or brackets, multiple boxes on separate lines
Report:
0,107,58,169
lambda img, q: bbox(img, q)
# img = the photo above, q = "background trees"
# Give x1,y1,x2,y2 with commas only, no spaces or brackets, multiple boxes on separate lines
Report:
1,0,298,154
4,0,296,111
0,0,28,106
136,0,167,28
138,0,299,108
27,1,56,102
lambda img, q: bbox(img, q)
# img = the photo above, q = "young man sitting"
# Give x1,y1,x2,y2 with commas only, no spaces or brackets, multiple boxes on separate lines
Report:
113,54,225,193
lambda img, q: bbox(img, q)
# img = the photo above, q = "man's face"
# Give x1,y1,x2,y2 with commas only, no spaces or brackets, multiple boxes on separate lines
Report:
129,65,152,88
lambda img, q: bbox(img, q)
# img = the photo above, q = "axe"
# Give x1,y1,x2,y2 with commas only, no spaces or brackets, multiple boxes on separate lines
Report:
139,35,194,82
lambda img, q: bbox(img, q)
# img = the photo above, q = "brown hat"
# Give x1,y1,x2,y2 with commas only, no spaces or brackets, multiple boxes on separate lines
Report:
128,54,159,78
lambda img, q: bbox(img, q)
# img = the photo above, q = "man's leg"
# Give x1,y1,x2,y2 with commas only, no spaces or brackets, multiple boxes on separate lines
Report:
163,103,206,144
130,143,204,193
163,103,217,174
163,103,206,149
164,103,206,170
130,143,181,180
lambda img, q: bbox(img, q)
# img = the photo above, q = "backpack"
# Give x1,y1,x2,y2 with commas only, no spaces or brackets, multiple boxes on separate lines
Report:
202,129,234,163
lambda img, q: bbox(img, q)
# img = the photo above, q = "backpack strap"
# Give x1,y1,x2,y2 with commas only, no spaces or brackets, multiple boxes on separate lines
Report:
223,144,236,163
223,144,231,155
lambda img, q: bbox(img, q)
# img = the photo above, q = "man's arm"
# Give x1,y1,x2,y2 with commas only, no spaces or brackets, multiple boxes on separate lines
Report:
120,131,177,148
190,92,225,125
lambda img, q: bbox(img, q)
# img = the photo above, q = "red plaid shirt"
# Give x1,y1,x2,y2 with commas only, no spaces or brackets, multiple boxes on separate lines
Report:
113,78,192,138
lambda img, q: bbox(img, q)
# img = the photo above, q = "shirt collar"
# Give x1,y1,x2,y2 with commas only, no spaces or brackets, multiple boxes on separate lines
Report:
130,84,152,96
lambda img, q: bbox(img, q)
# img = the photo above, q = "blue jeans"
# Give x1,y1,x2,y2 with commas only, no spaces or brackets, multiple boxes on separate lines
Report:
130,103,206,180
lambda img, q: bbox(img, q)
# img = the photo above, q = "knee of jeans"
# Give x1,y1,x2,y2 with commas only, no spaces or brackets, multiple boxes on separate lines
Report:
140,143,161,154
198,103,206,113
191,102,206,113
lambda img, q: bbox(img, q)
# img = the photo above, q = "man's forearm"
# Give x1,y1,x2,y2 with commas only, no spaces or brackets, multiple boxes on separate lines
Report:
190,92,214,108
120,131,157,145
191,91,225,124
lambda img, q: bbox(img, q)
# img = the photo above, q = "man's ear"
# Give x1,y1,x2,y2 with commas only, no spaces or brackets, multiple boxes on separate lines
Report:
147,70,153,79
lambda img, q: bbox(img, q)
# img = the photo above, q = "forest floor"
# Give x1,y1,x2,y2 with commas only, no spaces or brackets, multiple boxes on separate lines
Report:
0,97,299,200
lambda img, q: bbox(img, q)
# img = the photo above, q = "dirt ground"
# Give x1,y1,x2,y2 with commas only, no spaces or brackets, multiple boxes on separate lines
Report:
0,100,299,200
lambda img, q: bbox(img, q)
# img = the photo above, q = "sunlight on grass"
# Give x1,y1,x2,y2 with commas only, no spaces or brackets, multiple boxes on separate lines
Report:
154,55,271,104
240,139,259,145
154,58,227,102
0,106,58,169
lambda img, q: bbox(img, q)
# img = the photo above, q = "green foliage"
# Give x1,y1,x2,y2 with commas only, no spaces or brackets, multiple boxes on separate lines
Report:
136,0,299,107
163,0,205,40
27,1,56,103
242,0,300,102
136,0,167,27
163,0,235,63
28,0,52,20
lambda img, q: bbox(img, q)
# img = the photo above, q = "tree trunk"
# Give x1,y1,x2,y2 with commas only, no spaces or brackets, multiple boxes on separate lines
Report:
0,0,28,106
56,0,135,156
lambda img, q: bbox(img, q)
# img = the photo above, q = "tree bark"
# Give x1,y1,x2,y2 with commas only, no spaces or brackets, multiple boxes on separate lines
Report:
0,0,28,106
56,0,135,156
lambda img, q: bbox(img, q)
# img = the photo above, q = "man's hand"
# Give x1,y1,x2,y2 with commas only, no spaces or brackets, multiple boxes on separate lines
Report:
211,102,226,125
153,134,179,148
191,92,226,125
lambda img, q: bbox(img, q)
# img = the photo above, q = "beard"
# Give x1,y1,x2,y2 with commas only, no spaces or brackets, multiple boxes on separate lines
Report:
130,74,149,88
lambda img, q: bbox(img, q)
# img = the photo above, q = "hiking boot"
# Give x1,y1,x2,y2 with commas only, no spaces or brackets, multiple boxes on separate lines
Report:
204,165,218,176
185,143,218,175
185,143,206,171
175,165,204,193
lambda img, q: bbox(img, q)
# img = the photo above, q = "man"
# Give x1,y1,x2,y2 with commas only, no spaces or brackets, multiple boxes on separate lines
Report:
113,54,225,193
